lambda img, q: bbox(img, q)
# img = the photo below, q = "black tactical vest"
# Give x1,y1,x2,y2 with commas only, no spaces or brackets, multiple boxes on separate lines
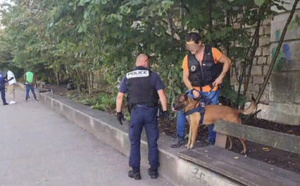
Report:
188,45,223,87
126,66,159,107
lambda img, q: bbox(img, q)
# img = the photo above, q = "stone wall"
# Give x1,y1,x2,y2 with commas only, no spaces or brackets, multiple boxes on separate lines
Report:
230,18,272,106
235,4,300,126
257,6,300,126
248,18,272,104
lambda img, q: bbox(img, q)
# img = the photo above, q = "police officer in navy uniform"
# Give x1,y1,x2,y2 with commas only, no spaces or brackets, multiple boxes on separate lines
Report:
116,54,168,180
0,72,13,106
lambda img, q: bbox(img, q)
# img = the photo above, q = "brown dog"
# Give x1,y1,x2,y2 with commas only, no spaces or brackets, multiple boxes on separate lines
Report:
173,93,257,154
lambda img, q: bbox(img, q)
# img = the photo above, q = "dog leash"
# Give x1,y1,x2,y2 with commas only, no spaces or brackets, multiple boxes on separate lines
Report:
203,88,218,105
192,85,218,105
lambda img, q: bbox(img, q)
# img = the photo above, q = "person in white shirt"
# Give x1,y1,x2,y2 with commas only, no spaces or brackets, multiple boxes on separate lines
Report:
6,70,16,104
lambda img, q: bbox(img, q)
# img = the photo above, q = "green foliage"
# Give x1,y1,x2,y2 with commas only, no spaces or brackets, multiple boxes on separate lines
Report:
0,0,283,110
220,79,246,107
254,0,266,7
91,93,116,111
67,91,116,111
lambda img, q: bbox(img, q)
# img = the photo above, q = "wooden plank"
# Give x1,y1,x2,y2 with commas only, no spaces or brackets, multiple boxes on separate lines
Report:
215,133,227,148
214,120,300,154
178,150,259,186
192,146,300,185
178,146,300,186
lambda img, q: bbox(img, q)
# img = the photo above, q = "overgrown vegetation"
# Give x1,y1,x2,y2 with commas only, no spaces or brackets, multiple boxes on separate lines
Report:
0,0,288,112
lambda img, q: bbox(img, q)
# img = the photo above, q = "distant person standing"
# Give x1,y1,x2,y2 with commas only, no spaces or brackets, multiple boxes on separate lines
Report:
6,70,16,104
0,72,13,105
24,71,37,101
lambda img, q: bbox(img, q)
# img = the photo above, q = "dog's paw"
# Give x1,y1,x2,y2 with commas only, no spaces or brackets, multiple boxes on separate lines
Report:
240,150,247,155
186,145,194,150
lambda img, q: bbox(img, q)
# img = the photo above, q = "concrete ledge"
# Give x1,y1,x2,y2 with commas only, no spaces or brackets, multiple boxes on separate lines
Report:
39,92,240,186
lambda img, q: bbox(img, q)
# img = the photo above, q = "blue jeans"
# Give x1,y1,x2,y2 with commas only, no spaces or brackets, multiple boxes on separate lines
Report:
176,90,220,142
26,84,37,100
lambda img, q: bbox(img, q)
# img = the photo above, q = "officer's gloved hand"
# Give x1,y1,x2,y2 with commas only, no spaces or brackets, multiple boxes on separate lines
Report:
162,110,169,120
116,112,125,125
162,110,171,128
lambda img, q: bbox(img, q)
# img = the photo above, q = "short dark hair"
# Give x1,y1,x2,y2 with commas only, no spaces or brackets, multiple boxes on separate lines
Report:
185,32,201,44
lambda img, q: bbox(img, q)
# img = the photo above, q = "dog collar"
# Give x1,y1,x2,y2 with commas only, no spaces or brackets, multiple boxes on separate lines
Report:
185,105,204,115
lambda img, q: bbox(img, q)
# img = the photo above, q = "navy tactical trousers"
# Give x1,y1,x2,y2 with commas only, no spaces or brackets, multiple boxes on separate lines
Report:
129,106,159,169
1,88,6,104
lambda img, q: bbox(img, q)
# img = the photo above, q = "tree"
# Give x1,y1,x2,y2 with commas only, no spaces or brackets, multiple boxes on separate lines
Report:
0,0,288,110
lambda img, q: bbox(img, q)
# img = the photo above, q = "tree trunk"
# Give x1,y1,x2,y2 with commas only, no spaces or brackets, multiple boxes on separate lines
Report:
56,71,60,86
243,15,261,95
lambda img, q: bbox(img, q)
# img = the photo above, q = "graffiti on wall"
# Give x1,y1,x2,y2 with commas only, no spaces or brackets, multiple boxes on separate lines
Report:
275,29,281,41
192,167,209,185
272,30,293,71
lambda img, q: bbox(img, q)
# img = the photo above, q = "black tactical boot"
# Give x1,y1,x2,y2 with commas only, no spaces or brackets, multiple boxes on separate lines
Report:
171,137,185,148
128,167,141,180
209,139,215,145
148,167,158,179
205,139,216,145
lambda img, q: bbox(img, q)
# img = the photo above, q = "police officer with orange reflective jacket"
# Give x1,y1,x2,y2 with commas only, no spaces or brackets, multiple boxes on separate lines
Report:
116,54,168,180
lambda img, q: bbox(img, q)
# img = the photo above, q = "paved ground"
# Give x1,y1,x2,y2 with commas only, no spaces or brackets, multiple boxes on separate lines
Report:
0,88,172,186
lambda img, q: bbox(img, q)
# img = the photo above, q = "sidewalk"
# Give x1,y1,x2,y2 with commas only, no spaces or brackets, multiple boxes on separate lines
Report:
0,88,172,186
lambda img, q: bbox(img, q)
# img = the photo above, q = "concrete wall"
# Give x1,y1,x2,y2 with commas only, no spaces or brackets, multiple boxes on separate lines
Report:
256,5,300,125
232,2,300,126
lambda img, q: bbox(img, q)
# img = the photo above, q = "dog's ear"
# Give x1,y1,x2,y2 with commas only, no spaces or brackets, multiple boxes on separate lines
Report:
178,93,187,102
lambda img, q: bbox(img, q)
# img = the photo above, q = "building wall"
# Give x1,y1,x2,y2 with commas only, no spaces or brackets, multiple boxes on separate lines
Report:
257,7,300,126
238,4,300,126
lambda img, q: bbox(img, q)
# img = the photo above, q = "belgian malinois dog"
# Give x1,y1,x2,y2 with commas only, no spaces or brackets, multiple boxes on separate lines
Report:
173,93,257,154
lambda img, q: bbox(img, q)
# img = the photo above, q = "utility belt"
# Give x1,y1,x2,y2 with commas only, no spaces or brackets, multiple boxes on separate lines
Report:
128,103,162,118
129,103,158,109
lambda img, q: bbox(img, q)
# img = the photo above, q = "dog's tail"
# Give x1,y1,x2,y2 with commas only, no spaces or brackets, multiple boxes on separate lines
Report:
238,97,257,115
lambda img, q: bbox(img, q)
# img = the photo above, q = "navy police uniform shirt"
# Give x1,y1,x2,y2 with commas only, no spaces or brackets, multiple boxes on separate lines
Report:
119,69,165,93
0,74,5,90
